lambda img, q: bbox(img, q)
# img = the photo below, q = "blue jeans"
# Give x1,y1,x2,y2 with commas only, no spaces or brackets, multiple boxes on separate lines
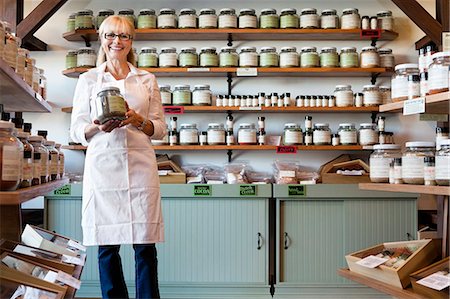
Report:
98,244,160,299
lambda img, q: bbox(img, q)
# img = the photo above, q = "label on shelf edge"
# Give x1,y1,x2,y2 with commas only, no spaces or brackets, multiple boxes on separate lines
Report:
356,255,389,268
403,97,425,115
239,106,262,111
237,68,258,77
276,146,297,154
187,67,210,72
163,106,185,114
360,29,381,39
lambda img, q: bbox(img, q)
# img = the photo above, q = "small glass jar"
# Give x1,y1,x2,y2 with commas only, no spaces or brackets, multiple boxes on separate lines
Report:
75,9,94,30
362,85,382,106
44,140,58,181
402,141,435,185
159,85,172,106
65,50,77,69
436,127,449,150
219,47,239,67
359,123,378,146
408,74,420,99
178,8,197,29
24,57,34,86
283,123,303,145
3,28,18,69
207,123,226,145
158,8,177,29
300,47,319,67
279,47,299,68
55,143,64,179
360,46,380,68
260,9,279,29
320,47,339,67
77,47,96,68
179,47,198,67
97,9,114,29
172,85,192,105
341,8,360,29
239,47,258,67
239,8,257,29
16,131,33,188
159,47,178,67
360,15,369,30
313,123,331,145
340,47,359,68
0,121,23,191
424,156,436,186
138,47,158,68
38,68,47,99
320,9,338,29
428,51,450,94
300,8,319,29
67,13,76,32
377,11,394,31
391,63,420,102
379,86,391,104
304,129,313,145
379,48,395,70
420,72,429,97
199,8,217,28
179,124,199,145
28,135,49,185
338,123,357,145
259,47,279,67
334,85,354,107
192,84,211,106
238,123,257,145
137,9,157,29
118,9,136,27
436,139,450,185
280,8,299,29
370,144,402,183
16,48,29,79
200,47,218,67
32,67,40,93
218,8,237,28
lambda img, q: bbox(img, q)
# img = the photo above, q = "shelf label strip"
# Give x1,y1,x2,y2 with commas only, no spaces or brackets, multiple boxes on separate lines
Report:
163,106,185,114
403,97,425,115
276,146,297,154
360,29,381,39
237,68,258,76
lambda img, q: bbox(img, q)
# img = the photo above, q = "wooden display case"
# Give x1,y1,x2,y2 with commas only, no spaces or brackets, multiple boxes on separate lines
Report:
410,257,450,299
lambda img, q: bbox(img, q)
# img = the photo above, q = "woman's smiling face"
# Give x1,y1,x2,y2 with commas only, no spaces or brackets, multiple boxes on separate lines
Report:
99,17,134,62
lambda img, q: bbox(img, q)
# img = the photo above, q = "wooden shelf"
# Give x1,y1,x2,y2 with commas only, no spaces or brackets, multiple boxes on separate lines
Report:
0,58,52,113
0,178,69,205
359,183,450,196
63,67,391,78
337,268,427,299
62,145,369,151
379,91,450,113
63,28,399,42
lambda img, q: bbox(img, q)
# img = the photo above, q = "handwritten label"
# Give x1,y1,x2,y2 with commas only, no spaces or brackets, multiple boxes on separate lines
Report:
53,185,71,195
360,29,381,39
187,67,210,72
443,32,450,51
239,107,262,111
417,273,450,291
163,106,185,114
288,185,306,196
57,270,81,289
403,97,425,115
67,239,86,252
237,68,258,77
194,185,212,196
356,255,388,268
276,146,297,154
240,185,257,196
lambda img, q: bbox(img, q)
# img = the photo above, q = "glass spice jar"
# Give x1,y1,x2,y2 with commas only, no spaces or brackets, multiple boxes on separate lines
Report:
200,47,219,67
239,8,257,29
118,9,136,27
173,85,192,105
138,47,158,68
159,85,172,106
159,47,178,67
179,47,198,67
260,9,279,29
283,123,303,145
29,135,49,185
300,8,319,29
158,8,177,29
24,57,34,86
361,16,370,30
300,47,319,67
360,46,380,68
279,47,299,68
239,47,258,67
320,47,339,67
313,123,332,145
408,74,420,99
402,141,435,184
38,68,47,99
97,9,114,29
207,123,226,145
16,48,29,79
218,8,237,28
178,8,197,29
338,123,357,145
259,47,279,67
362,85,382,106
66,13,76,32
16,131,33,188
435,139,450,185
65,50,77,69
370,144,402,183
280,8,299,29
359,123,378,145
32,66,40,93
341,8,360,29
428,51,450,94
75,9,94,30
424,156,436,186
94,87,127,124
137,9,157,29
55,143,64,179
0,121,23,191
320,9,338,29
199,8,217,28
3,27,18,69
219,47,239,67
391,63,420,102
377,11,394,31
334,85,354,107
379,48,395,70
340,47,359,68
77,47,96,68
179,124,199,145
379,86,391,104
44,140,58,181
192,84,212,106
238,123,257,145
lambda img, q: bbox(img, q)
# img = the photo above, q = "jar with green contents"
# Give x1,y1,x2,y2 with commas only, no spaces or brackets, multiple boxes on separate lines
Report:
179,8,197,29
280,8,299,29
338,123,357,145
300,47,319,67
340,47,358,68
137,9,157,29
200,47,219,67
75,9,94,30
280,47,299,67
239,8,257,29
179,47,198,67
159,85,172,106
260,9,279,29
320,47,339,67
218,8,237,28
96,9,114,29
199,8,217,28
66,13,76,32
320,9,338,29
283,123,303,145
173,85,192,105
259,47,279,67
118,9,136,27
300,8,319,29
219,47,238,67
239,47,258,67
158,8,177,28
138,47,158,67
65,50,77,69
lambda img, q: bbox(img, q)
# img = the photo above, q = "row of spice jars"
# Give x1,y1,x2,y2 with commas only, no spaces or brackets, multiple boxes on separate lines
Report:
67,8,394,31
369,140,450,186
333,85,391,107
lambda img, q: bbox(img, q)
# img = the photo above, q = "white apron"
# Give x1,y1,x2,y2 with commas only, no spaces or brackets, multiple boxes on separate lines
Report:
81,69,164,246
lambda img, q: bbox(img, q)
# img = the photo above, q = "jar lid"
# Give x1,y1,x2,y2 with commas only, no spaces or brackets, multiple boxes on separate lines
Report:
361,46,377,51
78,9,94,14
194,84,210,89
240,46,256,52
208,123,223,128
0,120,14,129
315,123,329,127
360,123,375,127
239,8,256,14
141,47,157,51
321,9,337,14
220,46,236,52
28,135,44,142
160,8,175,14
394,63,419,71
301,46,317,52
378,48,393,54
239,123,254,128
180,8,196,14
139,8,155,14
321,47,337,52
181,47,197,52
44,140,56,146
260,46,277,52
118,8,134,14
174,84,190,89
200,8,216,14
284,123,299,128
335,84,352,89
68,13,76,18
363,84,379,89
219,8,236,14
440,139,450,146
67,50,78,54
161,47,176,52
281,8,297,14
431,51,450,60
343,8,359,13
281,46,297,52
373,144,401,150
99,9,115,14
180,123,197,128
261,8,277,14
301,8,317,13
379,86,391,90
339,123,355,127
341,47,356,51
78,47,95,51
159,84,171,89
377,10,393,16
405,141,435,148
200,46,216,52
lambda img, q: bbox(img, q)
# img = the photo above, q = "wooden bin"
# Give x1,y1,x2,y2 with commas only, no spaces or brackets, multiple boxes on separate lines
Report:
345,239,437,289
410,257,449,299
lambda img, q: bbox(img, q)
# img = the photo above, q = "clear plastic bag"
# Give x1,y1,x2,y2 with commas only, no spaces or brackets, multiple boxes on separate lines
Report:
246,171,273,184
224,162,248,184
182,165,205,184
273,160,299,184
204,165,226,184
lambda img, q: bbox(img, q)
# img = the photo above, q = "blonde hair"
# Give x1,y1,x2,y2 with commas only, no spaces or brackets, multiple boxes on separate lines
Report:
97,15,136,66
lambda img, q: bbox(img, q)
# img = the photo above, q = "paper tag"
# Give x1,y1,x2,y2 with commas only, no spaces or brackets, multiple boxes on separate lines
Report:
239,106,262,111
62,254,85,266
360,29,381,38
417,273,450,291
279,170,296,178
443,32,450,52
187,67,210,72
356,255,389,268
237,68,258,77
56,270,81,289
403,97,425,115
43,270,58,283
67,239,86,252
158,170,169,176
276,146,297,154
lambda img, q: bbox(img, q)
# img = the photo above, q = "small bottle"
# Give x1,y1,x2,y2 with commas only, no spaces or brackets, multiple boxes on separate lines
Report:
407,74,420,99
389,160,395,184
355,93,363,107
258,129,266,145
226,130,235,145
169,130,178,146
170,116,177,131
199,131,207,145
332,134,340,146
252,95,258,107
277,95,283,107
264,95,271,107
258,117,266,131
226,115,234,131
393,157,403,184
321,96,327,107
304,130,313,146
271,93,278,107
377,116,386,132
304,96,311,107
424,156,436,186
216,95,223,106
296,96,304,107
304,116,312,131
258,92,265,107
370,16,378,30
361,16,370,30
328,95,335,107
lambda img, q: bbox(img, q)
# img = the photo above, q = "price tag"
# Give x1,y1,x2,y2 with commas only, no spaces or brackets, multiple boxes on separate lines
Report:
239,106,262,111
187,67,210,72
62,254,85,266
403,97,425,115
360,29,381,39
53,185,71,195
193,185,212,196
44,270,58,283
67,239,86,252
56,270,81,289
163,106,185,114
288,185,306,196
276,146,297,154
239,185,257,196
237,68,258,77
356,255,388,268
417,273,450,291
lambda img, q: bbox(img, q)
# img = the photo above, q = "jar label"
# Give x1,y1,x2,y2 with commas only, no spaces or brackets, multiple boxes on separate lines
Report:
360,53,380,67
160,92,172,105
193,90,211,104
199,15,217,28
159,53,178,67
408,82,421,99
179,15,197,28
179,54,198,67
339,130,357,144
300,15,319,28
341,15,360,29
340,53,359,67
370,157,392,178
301,52,319,67
50,153,59,174
280,15,299,28
207,131,225,144
391,76,408,99
320,53,339,67
238,131,256,143
22,159,33,180
280,53,299,67
364,91,382,105
77,53,96,67
320,15,337,28
107,96,126,113
380,56,395,68
218,15,237,28
180,130,198,144
137,15,157,29
284,130,302,144
428,66,449,91
313,131,331,144
334,91,354,107
402,156,424,178
158,15,176,28
239,53,258,67
239,15,257,28
138,54,158,67
260,15,278,28
359,129,378,145
200,54,219,67
33,159,41,179
173,91,191,105
2,145,20,181
436,156,450,180
40,153,49,177
219,53,238,67
260,53,279,67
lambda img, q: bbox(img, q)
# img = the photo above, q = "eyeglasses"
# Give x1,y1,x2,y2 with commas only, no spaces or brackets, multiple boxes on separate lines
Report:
104,32,133,41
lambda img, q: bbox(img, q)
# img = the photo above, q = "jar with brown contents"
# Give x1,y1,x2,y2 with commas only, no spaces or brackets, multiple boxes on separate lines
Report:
16,131,34,188
94,87,127,124
0,121,23,191
55,143,65,180
402,141,435,184
428,51,450,94
44,140,59,181
28,135,49,184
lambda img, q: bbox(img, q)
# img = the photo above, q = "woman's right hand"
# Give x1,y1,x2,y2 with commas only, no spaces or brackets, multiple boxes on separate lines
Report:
94,119,122,132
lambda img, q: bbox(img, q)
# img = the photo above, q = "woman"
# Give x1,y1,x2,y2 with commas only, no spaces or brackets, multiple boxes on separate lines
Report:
70,15,166,299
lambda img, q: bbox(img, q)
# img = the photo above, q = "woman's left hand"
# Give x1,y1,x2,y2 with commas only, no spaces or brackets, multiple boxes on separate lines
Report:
119,102,144,128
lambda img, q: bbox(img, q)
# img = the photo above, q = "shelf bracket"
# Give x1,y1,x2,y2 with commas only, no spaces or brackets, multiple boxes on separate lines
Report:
227,150,233,163
227,110,233,119
370,38,378,47
81,35,91,47
371,112,378,124
371,73,380,85
227,73,233,96
227,33,233,46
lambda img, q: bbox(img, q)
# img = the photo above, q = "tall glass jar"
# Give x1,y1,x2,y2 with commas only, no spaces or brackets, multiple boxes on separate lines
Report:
260,9,279,29
179,8,197,29
313,123,332,145
200,47,218,67
75,9,94,30
3,27,18,69
239,47,258,67
300,8,319,29
97,9,114,29
65,50,77,69
259,47,279,67
380,86,391,104
55,143,64,180
38,68,47,99
340,47,359,68
239,8,257,29
159,47,178,67
218,8,237,28
192,84,211,106
0,121,23,191
28,135,49,185
379,48,395,69
159,85,172,106
118,9,136,27
300,47,319,67
320,47,339,67
32,66,40,93
219,47,238,67
280,8,299,29
77,47,96,68
334,85,354,107
44,140,58,181
341,8,360,29
158,8,177,29
359,123,378,146
16,131,33,188
199,8,217,28
179,124,199,145
370,144,402,183
391,63,420,102
179,47,198,67
338,123,357,145
238,123,257,145
362,85,382,106
377,11,394,31
138,47,158,67
283,123,303,145
436,139,450,185
207,123,226,145
66,13,76,32
320,9,338,29
137,9,157,29
428,51,450,94
16,48,29,79
172,85,191,105
360,46,380,68
280,47,299,68
402,141,435,184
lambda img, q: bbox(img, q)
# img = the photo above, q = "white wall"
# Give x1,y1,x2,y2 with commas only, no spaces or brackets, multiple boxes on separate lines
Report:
22,0,437,175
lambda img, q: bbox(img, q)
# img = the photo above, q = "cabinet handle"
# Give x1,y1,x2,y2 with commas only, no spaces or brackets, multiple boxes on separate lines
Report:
257,232,263,250
406,232,412,241
284,232,290,250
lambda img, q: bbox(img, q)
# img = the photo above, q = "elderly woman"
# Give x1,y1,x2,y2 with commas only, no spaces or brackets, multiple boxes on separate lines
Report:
70,15,166,299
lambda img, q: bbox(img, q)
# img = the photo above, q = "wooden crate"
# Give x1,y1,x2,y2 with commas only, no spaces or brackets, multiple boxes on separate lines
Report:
410,257,449,299
159,172,186,184
345,239,437,289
